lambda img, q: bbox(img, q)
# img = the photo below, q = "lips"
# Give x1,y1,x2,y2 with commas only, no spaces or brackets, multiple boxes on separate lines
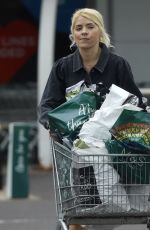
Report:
80,38,89,40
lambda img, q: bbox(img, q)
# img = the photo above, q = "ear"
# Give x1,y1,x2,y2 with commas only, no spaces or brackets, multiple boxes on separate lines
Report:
70,42,77,52
69,34,74,42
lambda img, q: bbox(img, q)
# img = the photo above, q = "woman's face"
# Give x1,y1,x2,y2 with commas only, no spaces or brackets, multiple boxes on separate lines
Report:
73,16,101,50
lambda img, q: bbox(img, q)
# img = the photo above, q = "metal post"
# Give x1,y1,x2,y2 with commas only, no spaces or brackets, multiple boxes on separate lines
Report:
0,153,3,189
37,0,58,168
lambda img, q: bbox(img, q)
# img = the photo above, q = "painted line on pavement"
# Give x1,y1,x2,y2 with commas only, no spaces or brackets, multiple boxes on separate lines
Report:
0,218,47,224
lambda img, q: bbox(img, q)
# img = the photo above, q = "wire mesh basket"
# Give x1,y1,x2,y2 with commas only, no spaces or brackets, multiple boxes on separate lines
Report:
51,140,150,229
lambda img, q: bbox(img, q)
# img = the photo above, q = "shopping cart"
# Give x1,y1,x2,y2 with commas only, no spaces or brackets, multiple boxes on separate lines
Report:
51,139,150,230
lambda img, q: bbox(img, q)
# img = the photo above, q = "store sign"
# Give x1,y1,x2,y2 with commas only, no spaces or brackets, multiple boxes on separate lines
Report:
0,20,37,83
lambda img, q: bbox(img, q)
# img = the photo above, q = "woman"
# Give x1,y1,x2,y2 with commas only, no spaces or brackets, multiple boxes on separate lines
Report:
38,8,144,230
38,8,144,130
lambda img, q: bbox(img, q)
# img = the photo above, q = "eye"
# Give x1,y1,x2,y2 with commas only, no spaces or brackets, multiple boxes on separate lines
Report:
87,23,95,29
75,26,82,31
88,25,94,29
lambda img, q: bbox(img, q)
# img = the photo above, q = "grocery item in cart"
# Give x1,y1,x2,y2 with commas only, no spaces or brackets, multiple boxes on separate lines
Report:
79,103,141,146
105,139,150,184
127,185,150,212
110,109,150,153
71,165,101,207
106,139,150,211
65,80,108,104
72,141,131,211
48,91,100,141
78,84,142,146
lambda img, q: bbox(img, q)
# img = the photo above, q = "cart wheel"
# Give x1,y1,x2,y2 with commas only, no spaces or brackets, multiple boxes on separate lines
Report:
56,222,61,230
147,217,150,230
56,220,68,230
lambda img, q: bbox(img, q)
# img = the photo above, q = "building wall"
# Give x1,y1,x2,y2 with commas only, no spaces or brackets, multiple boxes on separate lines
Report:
96,0,150,87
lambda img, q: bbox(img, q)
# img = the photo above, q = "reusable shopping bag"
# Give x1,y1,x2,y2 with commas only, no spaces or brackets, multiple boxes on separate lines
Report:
105,139,150,184
48,91,101,141
110,109,150,153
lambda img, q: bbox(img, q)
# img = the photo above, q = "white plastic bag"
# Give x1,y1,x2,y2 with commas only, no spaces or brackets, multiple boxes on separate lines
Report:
72,142,130,211
127,185,150,212
78,84,142,146
79,103,142,147
100,84,133,109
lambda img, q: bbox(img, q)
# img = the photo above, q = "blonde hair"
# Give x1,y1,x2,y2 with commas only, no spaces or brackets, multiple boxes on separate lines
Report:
70,8,112,48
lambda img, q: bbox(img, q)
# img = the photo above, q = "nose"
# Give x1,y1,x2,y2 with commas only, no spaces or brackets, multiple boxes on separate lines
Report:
81,26,88,35
81,32,87,36
81,30,88,36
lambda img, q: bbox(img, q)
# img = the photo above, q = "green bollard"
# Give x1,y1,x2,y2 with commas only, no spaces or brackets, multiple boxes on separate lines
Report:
6,122,30,198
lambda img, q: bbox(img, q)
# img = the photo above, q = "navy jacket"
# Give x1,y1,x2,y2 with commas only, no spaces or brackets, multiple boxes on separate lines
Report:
38,43,143,129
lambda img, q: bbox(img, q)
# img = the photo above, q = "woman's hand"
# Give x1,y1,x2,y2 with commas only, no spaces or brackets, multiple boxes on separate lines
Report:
49,130,62,142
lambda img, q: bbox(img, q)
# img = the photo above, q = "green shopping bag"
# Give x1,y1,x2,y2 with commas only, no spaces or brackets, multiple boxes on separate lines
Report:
48,91,101,141
105,139,150,184
110,109,150,153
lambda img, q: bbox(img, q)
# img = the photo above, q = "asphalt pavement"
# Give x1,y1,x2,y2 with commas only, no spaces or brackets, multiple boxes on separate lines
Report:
0,167,56,230
0,166,149,230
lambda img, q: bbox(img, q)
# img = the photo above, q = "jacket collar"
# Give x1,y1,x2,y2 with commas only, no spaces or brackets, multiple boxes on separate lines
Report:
72,43,110,73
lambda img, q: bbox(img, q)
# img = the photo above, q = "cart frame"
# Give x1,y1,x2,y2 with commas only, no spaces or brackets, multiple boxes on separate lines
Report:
51,140,150,230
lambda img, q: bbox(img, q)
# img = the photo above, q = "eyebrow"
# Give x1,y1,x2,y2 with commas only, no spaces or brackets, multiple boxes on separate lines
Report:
75,22,95,27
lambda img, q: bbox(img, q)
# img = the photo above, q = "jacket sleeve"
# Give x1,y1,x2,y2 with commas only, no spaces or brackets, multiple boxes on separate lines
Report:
116,58,144,107
38,59,66,129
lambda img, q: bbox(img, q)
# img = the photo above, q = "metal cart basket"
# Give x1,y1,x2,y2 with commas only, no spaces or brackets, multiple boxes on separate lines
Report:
51,140,150,230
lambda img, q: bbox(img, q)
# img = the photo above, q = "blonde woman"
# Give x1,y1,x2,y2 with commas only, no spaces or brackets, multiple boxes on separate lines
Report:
38,8,144,130
38,8,144,230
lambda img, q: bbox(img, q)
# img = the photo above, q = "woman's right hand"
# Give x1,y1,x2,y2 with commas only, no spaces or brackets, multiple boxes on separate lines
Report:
49,130,62,142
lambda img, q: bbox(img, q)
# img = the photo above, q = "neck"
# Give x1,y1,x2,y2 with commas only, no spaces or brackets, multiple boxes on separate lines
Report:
80,46,100,61
79,46,101,72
